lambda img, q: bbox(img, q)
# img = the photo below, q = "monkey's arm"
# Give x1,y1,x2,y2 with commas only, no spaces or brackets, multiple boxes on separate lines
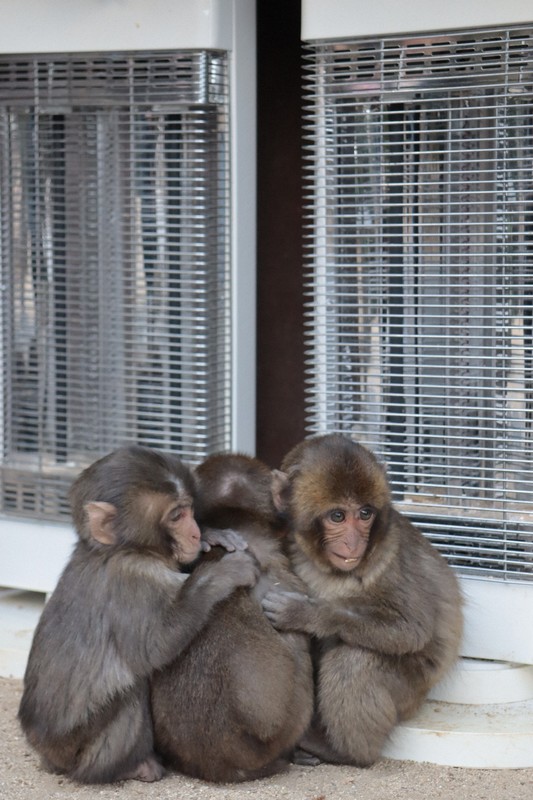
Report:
261,590,433,655
114,550,259,674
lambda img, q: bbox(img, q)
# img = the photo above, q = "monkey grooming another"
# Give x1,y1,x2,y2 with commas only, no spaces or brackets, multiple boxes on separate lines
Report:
262,433,463,768
18,445,258,785
151,453,314,783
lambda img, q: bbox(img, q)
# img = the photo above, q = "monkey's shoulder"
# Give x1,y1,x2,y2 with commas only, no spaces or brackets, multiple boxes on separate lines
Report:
49,544,187,615
391,510,459,577
111,548,185,586
385,511,463,618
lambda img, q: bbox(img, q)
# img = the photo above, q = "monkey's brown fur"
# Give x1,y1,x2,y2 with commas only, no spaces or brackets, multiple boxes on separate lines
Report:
18,446,257,784
151,453,314,783
263,433,463,767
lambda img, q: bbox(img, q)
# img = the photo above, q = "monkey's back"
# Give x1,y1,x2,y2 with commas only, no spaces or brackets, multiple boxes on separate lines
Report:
151,586,313,783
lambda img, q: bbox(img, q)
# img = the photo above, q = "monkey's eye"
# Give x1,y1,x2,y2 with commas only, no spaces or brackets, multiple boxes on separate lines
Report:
329,509,346,523
167,506,186,523
359,506,375,521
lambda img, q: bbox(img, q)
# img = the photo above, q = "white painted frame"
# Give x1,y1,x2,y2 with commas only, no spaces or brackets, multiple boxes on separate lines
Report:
302,0,533,40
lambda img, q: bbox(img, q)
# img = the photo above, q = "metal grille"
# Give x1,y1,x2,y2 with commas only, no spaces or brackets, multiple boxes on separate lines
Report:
0,51,231,521
303,26,533,581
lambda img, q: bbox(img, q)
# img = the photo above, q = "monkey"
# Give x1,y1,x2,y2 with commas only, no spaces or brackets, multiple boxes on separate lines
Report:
18,445,258,785
151,453,314,783
262,433,463,768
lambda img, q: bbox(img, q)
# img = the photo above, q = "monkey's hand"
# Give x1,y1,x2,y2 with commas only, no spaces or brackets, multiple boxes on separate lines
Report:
261,590,314,632
201,527,248,552
167,551,260,658
219,550,259,588
191,550,259,605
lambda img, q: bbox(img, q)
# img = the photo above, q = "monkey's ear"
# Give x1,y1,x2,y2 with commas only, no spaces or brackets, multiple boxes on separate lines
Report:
271,470,290,512
84,501,118,545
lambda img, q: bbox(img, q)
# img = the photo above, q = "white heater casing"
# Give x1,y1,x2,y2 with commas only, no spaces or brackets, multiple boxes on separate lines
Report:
0,0,255,594
302,0,533,40
302,0,533,768
301,0,533,669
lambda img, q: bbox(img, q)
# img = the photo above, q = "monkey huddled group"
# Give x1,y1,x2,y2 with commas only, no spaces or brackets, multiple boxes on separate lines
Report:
18,434,463,784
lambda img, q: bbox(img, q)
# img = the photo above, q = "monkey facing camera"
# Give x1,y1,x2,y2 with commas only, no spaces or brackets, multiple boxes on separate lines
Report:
263,433,464,767
151,453,314,783
18,445,258,785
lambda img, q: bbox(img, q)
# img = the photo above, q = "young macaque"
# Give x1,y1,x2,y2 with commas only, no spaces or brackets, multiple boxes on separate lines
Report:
262,433,463,767
18,445,257,784
151,453,314,783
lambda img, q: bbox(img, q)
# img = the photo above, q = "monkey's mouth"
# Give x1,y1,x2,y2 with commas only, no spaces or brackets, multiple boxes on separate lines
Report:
327,550,365,571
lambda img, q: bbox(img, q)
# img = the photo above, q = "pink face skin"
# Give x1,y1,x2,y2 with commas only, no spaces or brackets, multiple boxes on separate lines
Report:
162,501,202,564
322,505,376,572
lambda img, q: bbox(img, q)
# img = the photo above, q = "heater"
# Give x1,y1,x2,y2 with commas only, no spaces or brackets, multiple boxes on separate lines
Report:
302,0,533,767
0,0,255,593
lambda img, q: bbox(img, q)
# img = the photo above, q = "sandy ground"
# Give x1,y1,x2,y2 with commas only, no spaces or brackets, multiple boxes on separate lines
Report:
2,677,533,800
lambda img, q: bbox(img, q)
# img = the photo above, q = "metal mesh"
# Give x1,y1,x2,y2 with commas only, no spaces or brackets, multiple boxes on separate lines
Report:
0,51,231,521
303,26,533,581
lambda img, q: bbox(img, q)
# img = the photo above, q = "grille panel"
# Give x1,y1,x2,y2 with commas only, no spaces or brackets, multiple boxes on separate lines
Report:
0,50,231,521
304,26,533,581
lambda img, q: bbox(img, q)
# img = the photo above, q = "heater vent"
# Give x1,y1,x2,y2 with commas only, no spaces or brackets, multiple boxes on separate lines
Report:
0,50,231,521
325,27,533,91
304,26,533,581
0,52,227,106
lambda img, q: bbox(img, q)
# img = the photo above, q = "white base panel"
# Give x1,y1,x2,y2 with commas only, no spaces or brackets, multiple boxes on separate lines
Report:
459,579,533,665
383,698,533,768
0,588,45,679
0,518,75,594
430,658,533,705
384,658,533,768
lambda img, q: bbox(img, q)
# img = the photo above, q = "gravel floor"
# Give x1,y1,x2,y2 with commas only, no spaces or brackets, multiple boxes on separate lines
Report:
2,677,533,800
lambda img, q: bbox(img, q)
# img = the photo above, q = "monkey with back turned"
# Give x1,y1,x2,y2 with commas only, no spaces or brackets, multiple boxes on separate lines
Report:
263,433,463,767
151,452,314,783
18,445,257,784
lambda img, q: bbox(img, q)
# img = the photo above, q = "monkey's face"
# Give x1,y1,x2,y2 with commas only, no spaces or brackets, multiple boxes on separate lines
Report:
282,434,391,575
160,497,202,565
319,502,376,572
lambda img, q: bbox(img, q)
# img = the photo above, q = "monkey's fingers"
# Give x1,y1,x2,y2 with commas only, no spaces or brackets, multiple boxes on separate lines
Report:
201,527,248,552
261,591,290,623
262,590,314,631
263,590,306,605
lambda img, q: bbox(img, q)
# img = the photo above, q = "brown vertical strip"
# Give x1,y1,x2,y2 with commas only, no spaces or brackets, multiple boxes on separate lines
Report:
256,0,306,466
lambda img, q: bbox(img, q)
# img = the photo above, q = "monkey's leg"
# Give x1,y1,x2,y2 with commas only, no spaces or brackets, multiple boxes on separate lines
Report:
317,646,398,767
72,684,164,784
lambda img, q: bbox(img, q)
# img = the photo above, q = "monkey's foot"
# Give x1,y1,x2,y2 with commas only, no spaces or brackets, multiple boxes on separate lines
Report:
123,755,165,782
292,747,322,767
